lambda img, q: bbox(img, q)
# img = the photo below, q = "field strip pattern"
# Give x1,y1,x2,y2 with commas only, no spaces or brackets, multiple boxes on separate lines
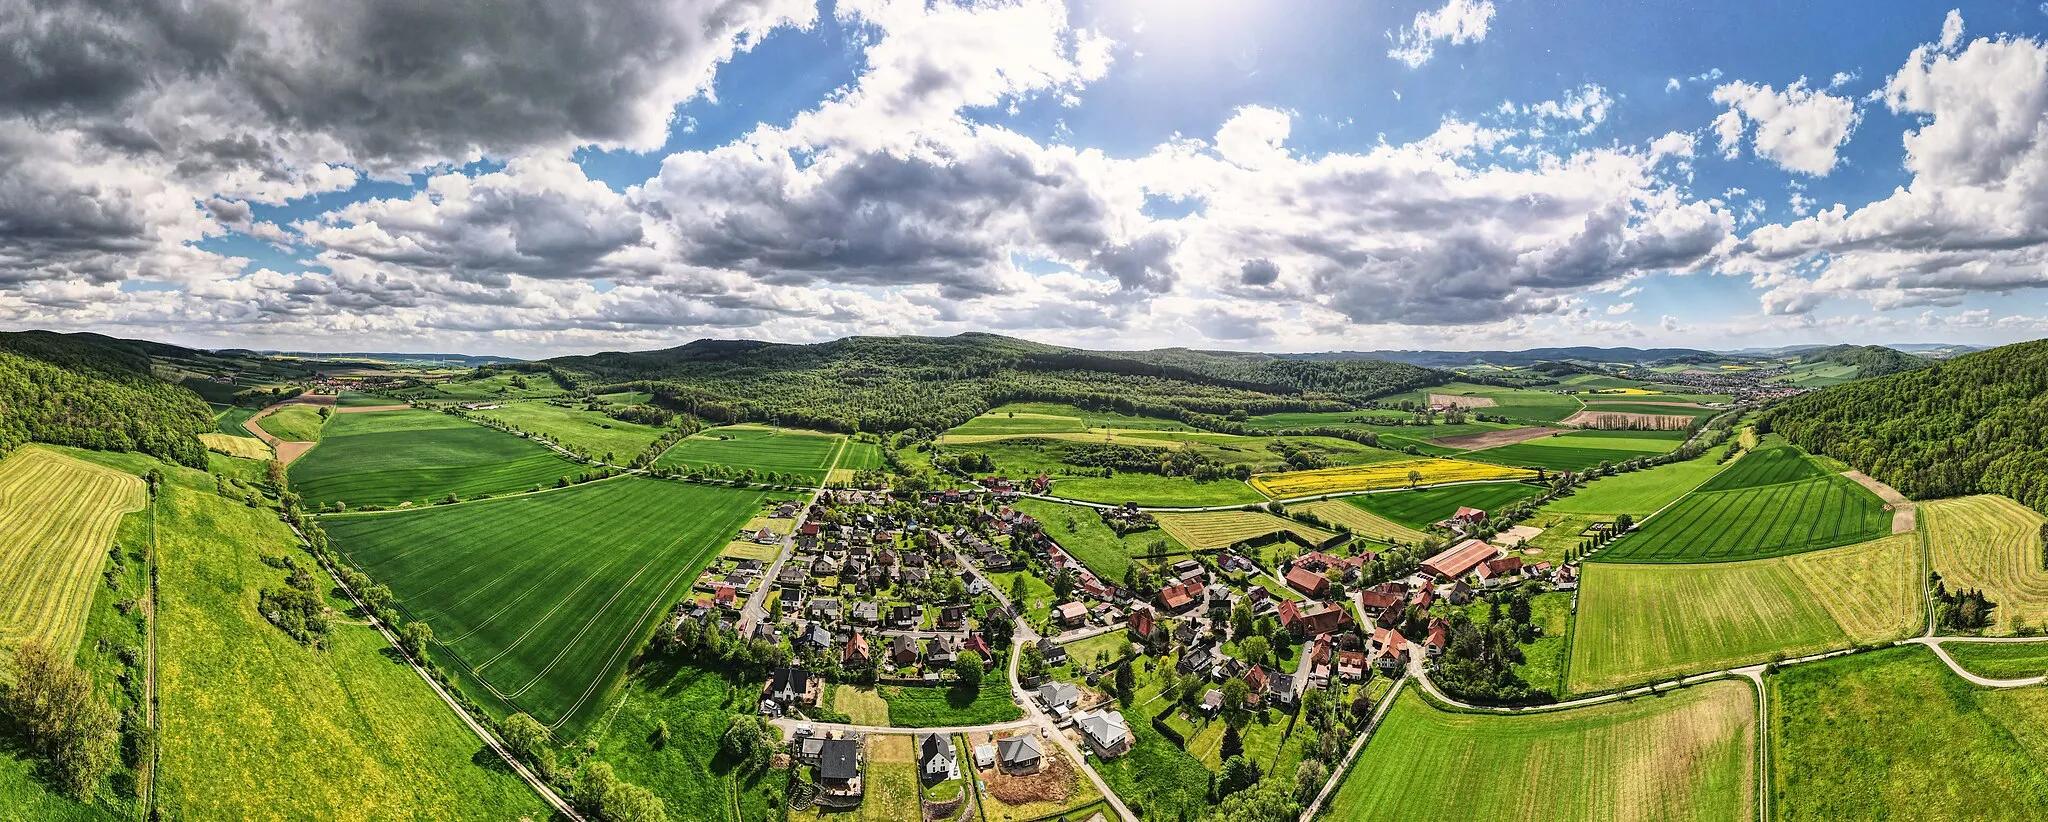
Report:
1593,472,1891,563
1295,500,1426,544
1248,458,1537,498
323,477,763,732
1570,558,1850,693
1781,532,1921,643
1923,495,2048,635
0,446,148,656
1154,511,1333,551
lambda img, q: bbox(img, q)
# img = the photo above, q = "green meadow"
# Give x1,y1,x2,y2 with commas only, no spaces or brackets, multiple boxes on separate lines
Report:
653,424,844,483
290,409,586,509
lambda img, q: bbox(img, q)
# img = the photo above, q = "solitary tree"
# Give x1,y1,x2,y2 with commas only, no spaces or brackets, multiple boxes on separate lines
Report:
955,651,986,689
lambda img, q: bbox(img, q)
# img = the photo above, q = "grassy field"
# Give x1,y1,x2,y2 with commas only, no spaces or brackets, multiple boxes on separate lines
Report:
1771,645,2048,820
257,404,327,441
1154,510,1334,551
467,400,670,460
1012,497,1186,581
653,424,843,483
1570,533,1917,692
593,658,787,822
1248,458,1536,498
0,446,147,658
1591,472,1890,563
1094,662,1211,822
1047,473,1265,507
1939,641,2048,679
289,409,586,509
832,684,893,726
1923,495,2048,634
1341,482,1546,530
1466,430,1685,472
879,677,1021,727
1696,441,1827,492
215,405,259,436
1385,382,1586,422
1575,401,1720,420
323,477,763,733
1295,499,1428,544
948,402,1198,436
1542,443,1734,518
1333,681,1755,821
153,480,548,820
198,432,273,460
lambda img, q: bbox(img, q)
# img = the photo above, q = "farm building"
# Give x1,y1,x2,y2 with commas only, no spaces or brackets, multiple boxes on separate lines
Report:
1421,539,1499,580
1285,566,1330,597
1278,599,1351,636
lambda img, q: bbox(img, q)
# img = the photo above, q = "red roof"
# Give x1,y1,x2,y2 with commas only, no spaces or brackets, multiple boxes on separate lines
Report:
1159,580,1204,611
1243,666,1268,696
1421,539,1498,580
1453,506,1487,522
1426,618,1448,649
843,632,870,664
1285,566,1329,597
1357,590,1404,611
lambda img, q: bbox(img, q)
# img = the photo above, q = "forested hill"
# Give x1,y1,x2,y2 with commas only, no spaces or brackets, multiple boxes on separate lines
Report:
0,331,214,467
543,333,1443,434
1804,344,1930,378
1761,339,2048,513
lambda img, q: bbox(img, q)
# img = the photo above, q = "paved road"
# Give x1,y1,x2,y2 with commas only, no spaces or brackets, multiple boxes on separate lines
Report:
737,491,824,634
1297,675,1406,822
1003,628,1138,822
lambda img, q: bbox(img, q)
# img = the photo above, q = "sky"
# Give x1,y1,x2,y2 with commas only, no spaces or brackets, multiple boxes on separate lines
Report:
5,0,2048,358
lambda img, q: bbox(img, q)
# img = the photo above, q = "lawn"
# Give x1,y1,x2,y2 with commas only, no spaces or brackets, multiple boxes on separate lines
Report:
289,408,586,509
1013,497,1187,582
586,657,787,822
0,446,147,658
1465,430,1685,472
1295,499,1428,544
1332,681,1754,821
257,404,328,441
1340,481,1547,530
1940,641,2048,680
1770,645,2048,820
1058,631,1135,669
1542,442,1735,518
153,479,547,821
1923,495,2048,634
1248,458,1536,499
322,477,763,733
1570,532,1918,693
832,684,893,726
466,399,671,461
1590,471,1891,563
1046,473,1265,507
1153,510,1334,552
653,424,843,483
1513,592,1574,697
991,572,1056,630
880,676,1021,728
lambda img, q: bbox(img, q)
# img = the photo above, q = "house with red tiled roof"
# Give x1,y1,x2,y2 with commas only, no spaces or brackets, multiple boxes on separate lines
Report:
1158,580,1204,613
1370,627,1412,671
1242,666,1268,704
1285,566,1329,598
1337,651,1367,682
1127,604,1156,640
1426,618,1448,657
843,632,871,667
1421,539,1499,580
1356,589,1404,613
1278,599,1351,637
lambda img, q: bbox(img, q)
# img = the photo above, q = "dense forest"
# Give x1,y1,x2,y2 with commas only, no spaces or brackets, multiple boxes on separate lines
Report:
545,333,1442,434
1762,339,2048,513
1804,344,1930,378
0,331,213,467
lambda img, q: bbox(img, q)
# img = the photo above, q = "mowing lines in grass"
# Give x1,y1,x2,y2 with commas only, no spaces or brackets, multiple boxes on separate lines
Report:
198,432,272,460
1591,472,1890,563
1153,511,1333,551
1340,482,1546,530
1332,682,1755,821
653,424,842,483
1541,443,1736,518
1248,458,1535,498
323,477,762,733
1781,532,1921,643
1923,495,2048,635
1295,500,1428,544
1696,442,1826,492
0,446,146,658
290,409,585,509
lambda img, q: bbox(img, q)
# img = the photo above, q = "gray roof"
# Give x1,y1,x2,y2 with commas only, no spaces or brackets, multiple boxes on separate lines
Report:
998,735,1042,765
918,733,955,770
819,738,859,781
1037,682,1080,708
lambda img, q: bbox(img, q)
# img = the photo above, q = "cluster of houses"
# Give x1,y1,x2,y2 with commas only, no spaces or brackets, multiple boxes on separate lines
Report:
1029,681,1131,757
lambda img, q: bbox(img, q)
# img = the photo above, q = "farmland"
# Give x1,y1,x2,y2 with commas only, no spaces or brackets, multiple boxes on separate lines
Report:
1466,429,1685,472
1332,681,1755,821
1382,382,1585,422
1153,510,1335,551
1013,497,1187,581
592,658,788,822
153,479,547,821
1922,495,2048,634
947,402,1198,436
464,399,671,460
1340,482,1546,530
1590,464,1891,563
256,404,327,441
215,404,259,435
1248,458,1536,499
1939,641,2048,679
1295,499,1428,544
199,432,272,460
0,446,147,658
653,423,843,483
1570,533,1917,693
1770,646,2048,820
1047,473,1265,507
322,477,763,733
1542,443,1735,518
290,409,586,509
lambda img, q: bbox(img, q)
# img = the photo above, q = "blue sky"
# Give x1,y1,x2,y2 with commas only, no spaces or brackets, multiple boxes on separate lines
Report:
7,0,2048,357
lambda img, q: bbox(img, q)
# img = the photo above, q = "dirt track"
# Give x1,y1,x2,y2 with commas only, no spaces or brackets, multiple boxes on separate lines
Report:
1428,426,1564,449
241,405,318,464
1842,470,1916,533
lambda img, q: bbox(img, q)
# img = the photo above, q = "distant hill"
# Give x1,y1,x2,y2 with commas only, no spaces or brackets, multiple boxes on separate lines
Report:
0,331,214,467
1802,344,1930,378
1762,338,2048,513
543,332,1443,433
1285,347,1723,368
230,350,524,368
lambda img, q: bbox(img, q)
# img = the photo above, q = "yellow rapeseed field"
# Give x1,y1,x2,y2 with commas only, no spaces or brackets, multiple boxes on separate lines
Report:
1249,458,1536,499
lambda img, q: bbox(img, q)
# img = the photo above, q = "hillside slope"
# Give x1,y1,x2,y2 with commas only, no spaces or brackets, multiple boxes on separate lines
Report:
1805,344,1930,378
0,331,213,467
1762,339,2048,512
545,332,1442,433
